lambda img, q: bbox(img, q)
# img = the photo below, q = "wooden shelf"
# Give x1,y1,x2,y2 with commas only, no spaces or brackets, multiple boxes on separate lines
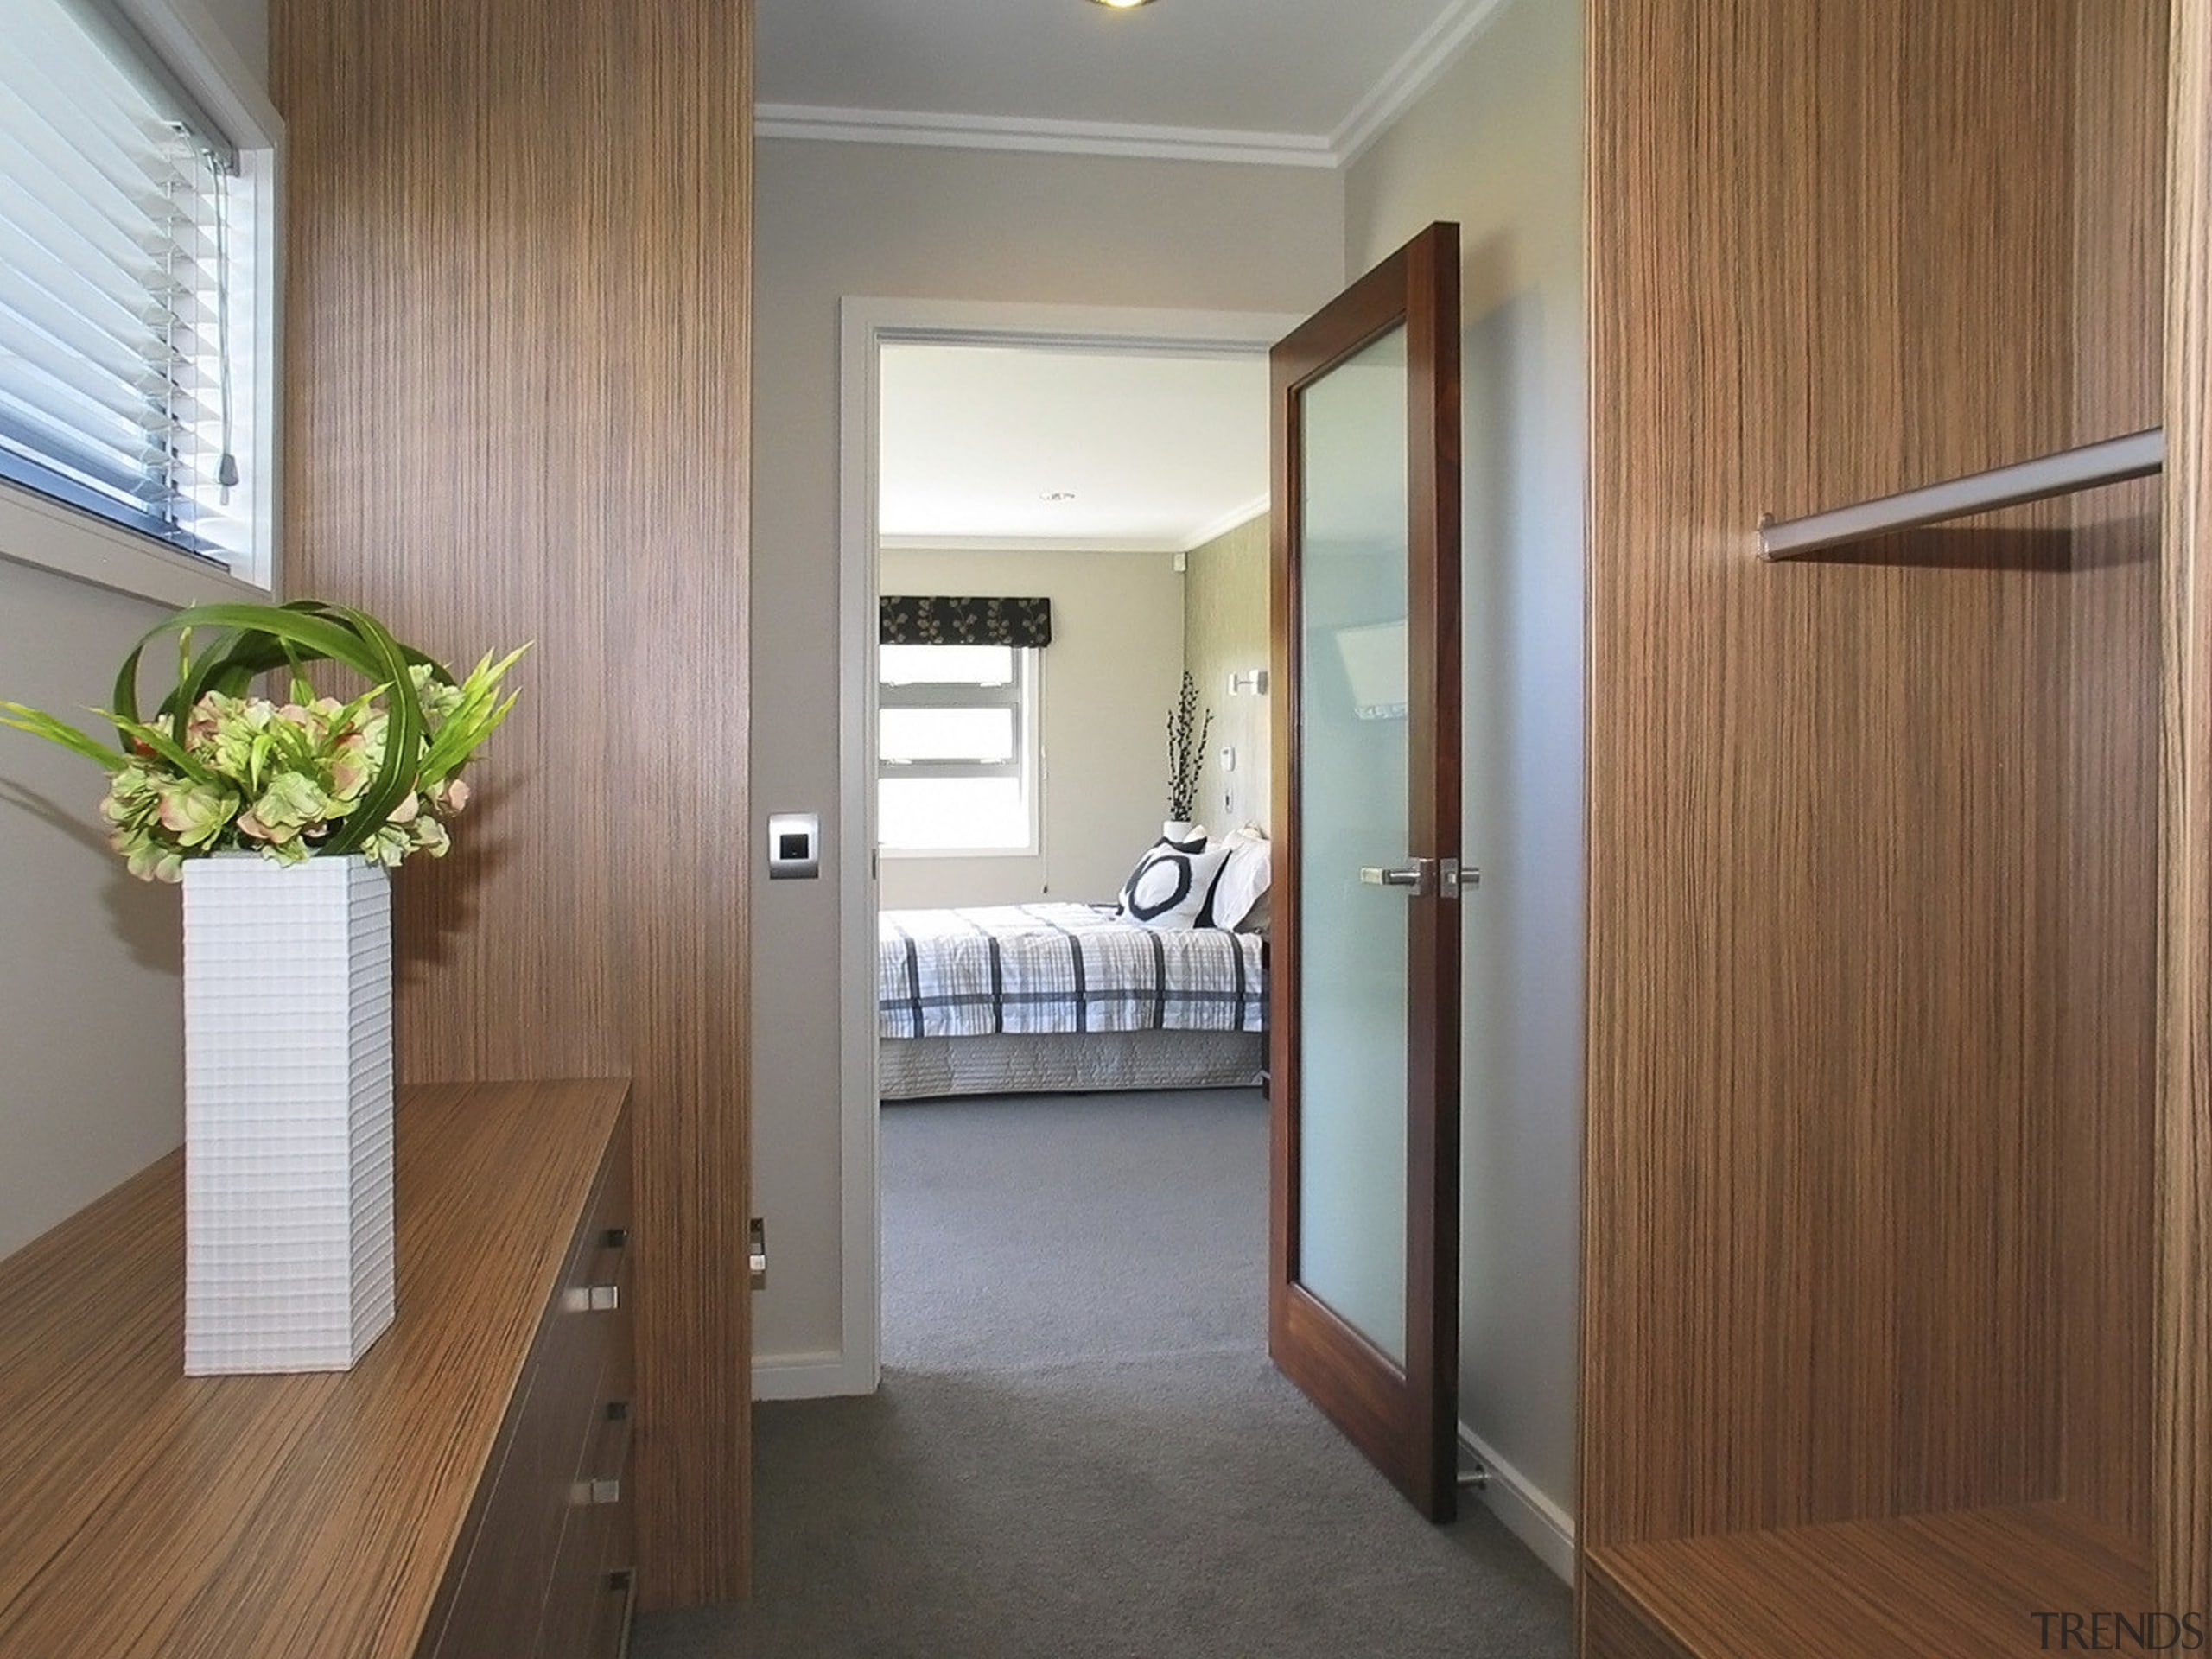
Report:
1588,1504,2153,1658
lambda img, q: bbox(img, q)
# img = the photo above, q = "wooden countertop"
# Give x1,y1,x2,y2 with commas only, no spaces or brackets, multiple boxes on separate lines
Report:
0,1078,630,1659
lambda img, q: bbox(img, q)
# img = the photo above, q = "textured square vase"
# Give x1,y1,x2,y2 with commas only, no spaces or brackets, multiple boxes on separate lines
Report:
181,855,396,1375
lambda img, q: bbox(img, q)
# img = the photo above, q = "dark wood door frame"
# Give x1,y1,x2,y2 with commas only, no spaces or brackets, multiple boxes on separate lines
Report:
1268,221,1464,1522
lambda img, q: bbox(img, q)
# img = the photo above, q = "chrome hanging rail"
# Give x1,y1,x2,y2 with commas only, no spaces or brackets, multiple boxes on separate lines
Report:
1758,428,2165,559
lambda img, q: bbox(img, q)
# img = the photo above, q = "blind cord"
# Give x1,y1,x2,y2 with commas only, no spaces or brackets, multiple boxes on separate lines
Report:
212,155,238,493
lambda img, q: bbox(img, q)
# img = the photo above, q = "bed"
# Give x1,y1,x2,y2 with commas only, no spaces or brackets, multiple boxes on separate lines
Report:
878,902,1268,1100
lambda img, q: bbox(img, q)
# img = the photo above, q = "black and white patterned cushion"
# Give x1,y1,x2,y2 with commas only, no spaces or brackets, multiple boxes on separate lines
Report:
1198,829,1272,930
1117,832,1232,929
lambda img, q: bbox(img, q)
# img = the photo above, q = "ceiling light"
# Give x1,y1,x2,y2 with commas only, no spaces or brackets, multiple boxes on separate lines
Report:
1090,0,1156,10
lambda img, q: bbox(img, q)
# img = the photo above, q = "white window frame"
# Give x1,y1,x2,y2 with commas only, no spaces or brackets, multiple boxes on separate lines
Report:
0,0,284,606
875,645,1043,859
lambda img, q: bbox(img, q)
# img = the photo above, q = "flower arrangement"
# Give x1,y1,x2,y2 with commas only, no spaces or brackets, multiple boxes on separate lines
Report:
1166,670,1213,824
2,600,523,883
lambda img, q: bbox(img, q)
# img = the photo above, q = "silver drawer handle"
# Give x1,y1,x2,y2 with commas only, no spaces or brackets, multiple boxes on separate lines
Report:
571,1477,622,1507
562,1284,621,1313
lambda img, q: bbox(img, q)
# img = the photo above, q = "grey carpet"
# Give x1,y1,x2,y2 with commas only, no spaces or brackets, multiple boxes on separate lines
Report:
636,1089,1573,1659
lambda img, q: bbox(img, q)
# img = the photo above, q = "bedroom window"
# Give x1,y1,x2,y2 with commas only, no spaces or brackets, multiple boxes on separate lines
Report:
878,644,1039,855
1,0,276,584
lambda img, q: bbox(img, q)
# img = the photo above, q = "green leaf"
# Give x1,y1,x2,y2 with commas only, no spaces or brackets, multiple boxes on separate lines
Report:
0,704,130,771
321,607,422,855
94,711,215,785
26,598,516,871
418,646,528,783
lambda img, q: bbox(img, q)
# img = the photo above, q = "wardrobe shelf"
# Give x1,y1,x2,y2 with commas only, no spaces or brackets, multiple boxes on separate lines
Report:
1758,428,2165,559
1588,1503,2153,1657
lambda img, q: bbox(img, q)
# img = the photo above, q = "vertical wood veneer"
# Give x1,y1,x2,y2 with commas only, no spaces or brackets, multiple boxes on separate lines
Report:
1583,1,2177,1650
1585,0,2078,1554
272,0,752,1607
2161,0,2212,1618
2064,0,2164,1551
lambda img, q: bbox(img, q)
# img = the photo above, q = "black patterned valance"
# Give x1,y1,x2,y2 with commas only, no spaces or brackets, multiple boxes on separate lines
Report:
880,595,1053,649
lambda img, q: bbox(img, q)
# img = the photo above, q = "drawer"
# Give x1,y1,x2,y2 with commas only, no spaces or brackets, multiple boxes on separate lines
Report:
422,1115,632,1659
537,1367,635,1659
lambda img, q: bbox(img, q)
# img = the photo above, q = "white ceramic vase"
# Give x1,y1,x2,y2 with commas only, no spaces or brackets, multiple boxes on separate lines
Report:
1162,820,1203,844
181,855,396,1375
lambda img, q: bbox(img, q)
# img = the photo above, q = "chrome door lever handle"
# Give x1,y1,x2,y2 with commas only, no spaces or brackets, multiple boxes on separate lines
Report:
1357,859,1471,899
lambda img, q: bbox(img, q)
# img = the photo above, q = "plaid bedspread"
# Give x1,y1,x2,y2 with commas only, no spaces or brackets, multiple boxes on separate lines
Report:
878,904,1268,1039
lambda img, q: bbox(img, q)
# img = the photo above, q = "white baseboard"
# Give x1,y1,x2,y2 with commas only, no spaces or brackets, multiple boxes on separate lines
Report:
752,1351,875,1402
1459,1426,1576,1585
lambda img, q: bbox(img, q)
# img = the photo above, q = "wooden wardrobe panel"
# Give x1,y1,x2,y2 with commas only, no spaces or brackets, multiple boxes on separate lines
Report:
2063,0,2165,1550
1584,0,2079,1548
2161,0,2212,1618
273,0,753,1608
1579,1564,1691,1659
1593,1505,2152,1659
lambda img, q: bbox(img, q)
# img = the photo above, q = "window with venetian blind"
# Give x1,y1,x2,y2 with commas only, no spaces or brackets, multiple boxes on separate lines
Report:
0,0,264,575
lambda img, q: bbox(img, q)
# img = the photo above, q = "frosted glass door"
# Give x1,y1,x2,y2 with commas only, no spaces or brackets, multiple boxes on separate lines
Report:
1268,221,1460,1522
1295,326,1412,1365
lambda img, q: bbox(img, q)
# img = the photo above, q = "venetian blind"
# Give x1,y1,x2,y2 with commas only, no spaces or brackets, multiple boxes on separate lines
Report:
0,0,245,563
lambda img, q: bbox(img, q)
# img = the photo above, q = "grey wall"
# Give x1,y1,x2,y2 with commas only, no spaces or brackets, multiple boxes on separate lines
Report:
0,0,272,1262
1344,0,1587,1548
877,546,1185,911
750,137,1343,1367
192,0,266,78
0,565,194,1260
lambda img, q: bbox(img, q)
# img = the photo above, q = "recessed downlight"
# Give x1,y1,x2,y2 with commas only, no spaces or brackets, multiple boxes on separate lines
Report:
1090,0,1156,10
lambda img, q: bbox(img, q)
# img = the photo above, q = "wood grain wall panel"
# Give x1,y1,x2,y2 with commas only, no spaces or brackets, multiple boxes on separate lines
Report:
2161,0,2212,1617
272,0,752,1608
1583,0,2079,1551
2063,0,2165,1550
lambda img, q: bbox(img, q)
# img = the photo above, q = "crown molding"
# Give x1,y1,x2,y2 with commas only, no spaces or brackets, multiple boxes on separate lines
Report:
1330,0,1510,166
756,0,1508,172
880,496,1270,558
880,531,1197,556
755,104,1335,169
1180,493,1270,552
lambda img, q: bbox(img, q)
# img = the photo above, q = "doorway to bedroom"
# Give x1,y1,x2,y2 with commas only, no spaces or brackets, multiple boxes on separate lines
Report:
847,307,1290,1389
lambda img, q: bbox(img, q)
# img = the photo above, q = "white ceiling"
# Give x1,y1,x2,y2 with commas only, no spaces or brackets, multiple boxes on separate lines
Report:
878,343,1270,552
757,0,1494,167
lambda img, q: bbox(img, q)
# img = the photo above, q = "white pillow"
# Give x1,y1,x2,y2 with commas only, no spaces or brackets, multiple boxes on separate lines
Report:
1202,830,1273,930
1118,832,1232,929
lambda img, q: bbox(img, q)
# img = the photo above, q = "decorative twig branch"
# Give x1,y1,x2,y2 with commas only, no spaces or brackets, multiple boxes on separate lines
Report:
1166,670,1213,823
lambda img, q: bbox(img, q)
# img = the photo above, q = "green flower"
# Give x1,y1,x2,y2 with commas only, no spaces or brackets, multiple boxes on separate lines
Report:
99,762,164,834
365,823,413,868
155,780,237,849
4,601,525,880
122,837,184,884
238,771,334,845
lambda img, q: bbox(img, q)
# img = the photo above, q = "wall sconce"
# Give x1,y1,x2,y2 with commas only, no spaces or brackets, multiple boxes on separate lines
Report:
1228,668,1269,696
